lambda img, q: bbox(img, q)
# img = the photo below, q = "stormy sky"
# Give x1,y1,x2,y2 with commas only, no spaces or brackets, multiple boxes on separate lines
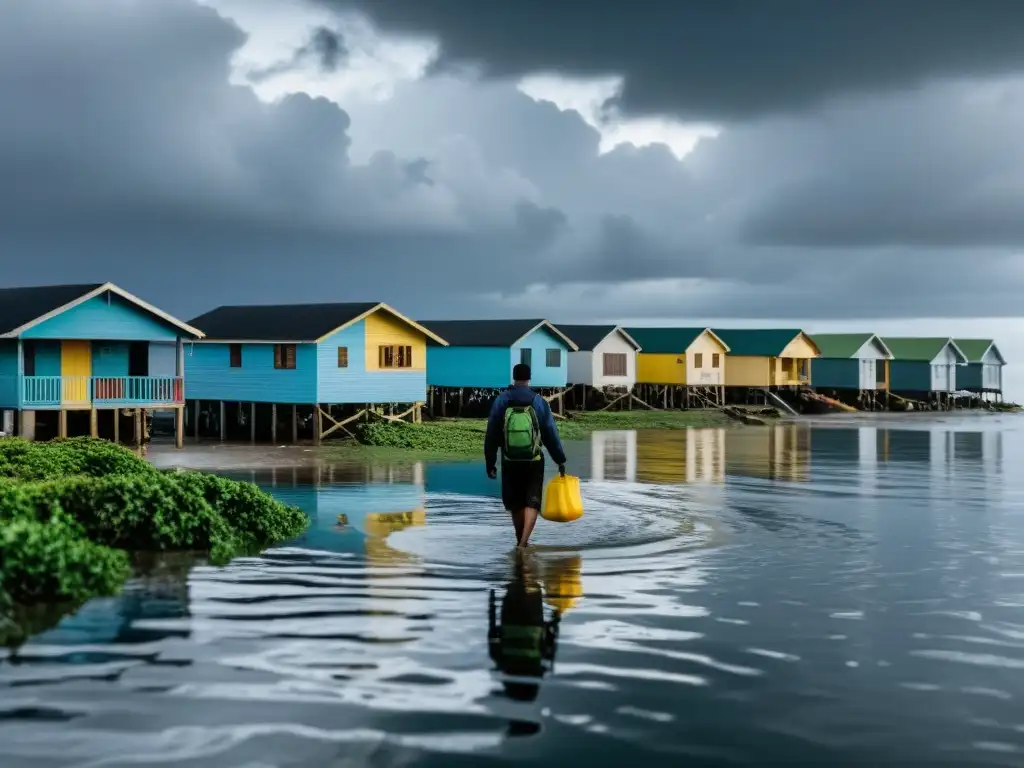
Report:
2,0,1024,376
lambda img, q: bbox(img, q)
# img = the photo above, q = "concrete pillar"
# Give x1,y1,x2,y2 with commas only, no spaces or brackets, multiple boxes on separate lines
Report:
18,410,36,441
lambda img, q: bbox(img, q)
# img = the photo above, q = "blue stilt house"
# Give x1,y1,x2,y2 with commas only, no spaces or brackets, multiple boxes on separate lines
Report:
0,282,204,445
185,302,449,442
419,319,578,415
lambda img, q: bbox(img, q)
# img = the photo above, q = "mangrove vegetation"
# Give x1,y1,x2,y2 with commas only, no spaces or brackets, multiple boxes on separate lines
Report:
0,437,308,629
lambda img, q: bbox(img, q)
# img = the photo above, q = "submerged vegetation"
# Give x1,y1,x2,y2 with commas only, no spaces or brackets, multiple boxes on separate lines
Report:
0,437,308,620
337,409,732,460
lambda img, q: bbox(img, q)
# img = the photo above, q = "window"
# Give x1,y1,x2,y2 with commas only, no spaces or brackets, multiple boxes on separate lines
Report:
22,341,36,376
546,348,561,367
712,353,720,368
694,353,704,368
379,345,413,369
337,346,348,368
274,343,296,370
520,348,532,367
603,352,627,377
229,343,242,368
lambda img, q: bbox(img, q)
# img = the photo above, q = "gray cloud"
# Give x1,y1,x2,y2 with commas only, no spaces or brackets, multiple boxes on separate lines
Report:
1,0,1024,324
249,25,347,82
319,0,1024,121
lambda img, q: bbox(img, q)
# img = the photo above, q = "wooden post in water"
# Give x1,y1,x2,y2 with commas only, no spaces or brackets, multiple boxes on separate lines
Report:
219,401,226,441
89,408,98,438
271,404,277,444
175,406,184,449
250,402,256,444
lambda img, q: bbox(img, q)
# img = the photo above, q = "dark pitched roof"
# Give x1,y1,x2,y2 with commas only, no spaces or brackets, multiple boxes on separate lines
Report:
0,283,105,335
626,327,717,354
419,319,577,349
712,328,812,356
189,302,380,341
555,325,639,351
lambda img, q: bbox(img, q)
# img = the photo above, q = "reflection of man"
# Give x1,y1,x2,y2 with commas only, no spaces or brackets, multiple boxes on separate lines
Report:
488,554,560,702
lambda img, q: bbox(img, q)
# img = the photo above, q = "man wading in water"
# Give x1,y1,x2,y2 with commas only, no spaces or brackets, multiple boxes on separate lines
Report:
485,363,567,548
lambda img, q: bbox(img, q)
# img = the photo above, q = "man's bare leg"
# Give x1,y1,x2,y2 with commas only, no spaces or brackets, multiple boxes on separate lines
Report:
518,506,539,548
510,510,525,544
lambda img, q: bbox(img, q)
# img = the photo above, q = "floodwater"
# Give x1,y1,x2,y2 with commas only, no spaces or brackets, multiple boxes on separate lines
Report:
3,414,1024,766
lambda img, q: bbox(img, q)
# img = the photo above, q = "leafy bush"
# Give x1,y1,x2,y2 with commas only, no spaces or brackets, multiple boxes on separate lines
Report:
167,471,310,553
0,437,310,607
0,513,131,604
0,437,156,481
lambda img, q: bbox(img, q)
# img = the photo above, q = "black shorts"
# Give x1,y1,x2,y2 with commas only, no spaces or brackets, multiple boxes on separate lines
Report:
501,459,544,511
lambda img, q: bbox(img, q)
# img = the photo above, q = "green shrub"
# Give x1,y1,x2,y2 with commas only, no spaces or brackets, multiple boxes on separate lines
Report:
172,471,309,552
0,437,155,481
0,438,309,609
0,513,131,604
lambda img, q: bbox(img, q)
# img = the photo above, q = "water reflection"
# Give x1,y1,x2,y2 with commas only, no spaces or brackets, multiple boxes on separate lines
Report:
488,555,561,704
3,419,1023,766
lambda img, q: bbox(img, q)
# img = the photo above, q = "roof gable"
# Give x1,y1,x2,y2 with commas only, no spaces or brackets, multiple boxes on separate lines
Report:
882,337,967,363
711,328,807,357
419,319,578,350
189,302,446,344
811,333,892,359
556,324,640,351
0,282,203,339
626,327,725,354
954,338,1005,365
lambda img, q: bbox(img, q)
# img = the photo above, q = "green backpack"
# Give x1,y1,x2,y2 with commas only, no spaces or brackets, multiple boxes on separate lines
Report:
503,404,543,462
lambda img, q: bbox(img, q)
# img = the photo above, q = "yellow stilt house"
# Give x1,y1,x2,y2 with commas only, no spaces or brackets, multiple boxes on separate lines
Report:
626,327,731,407
712,328,820,388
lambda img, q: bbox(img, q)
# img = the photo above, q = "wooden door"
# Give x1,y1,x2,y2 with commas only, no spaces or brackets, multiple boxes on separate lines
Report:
60,340,91,405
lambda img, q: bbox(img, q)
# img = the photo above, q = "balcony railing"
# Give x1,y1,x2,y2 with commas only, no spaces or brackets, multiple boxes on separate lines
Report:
5,376,184,408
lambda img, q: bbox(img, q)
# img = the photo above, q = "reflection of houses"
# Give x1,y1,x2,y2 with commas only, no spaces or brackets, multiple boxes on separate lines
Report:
724,424,811,482
256,468,426,557
590,430,636,481
631,428,726,484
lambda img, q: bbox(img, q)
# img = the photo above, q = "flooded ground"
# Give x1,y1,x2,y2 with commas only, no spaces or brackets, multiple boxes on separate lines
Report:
3,413,1024,766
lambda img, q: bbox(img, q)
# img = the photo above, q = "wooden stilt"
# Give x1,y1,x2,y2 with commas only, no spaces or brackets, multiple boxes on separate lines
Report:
89,408,98,438
219,401,226,441
292,404,298,444
441,390,447,417
250,402,256,444
194,399,201,441
271,404,278,444
133,409,142,447
175,406,184,449
313,404,322,446
113,409,120,444
59,409,68,439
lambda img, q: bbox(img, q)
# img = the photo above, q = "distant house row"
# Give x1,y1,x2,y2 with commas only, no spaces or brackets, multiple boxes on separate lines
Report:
0,283,1007,444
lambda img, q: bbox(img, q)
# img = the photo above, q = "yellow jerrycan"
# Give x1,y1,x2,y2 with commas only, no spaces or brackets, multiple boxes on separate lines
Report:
541,471,584,523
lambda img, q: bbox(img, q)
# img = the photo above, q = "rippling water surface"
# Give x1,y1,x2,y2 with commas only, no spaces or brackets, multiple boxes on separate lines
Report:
4,415,1024,766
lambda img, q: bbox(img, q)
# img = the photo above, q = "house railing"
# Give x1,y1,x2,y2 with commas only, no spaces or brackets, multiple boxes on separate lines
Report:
8,376,184,408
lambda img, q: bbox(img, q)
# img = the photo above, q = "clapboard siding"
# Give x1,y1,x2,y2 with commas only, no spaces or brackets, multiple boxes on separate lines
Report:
317,319,427,404
426,346,514,388
185,342,318,402
21,294,179,341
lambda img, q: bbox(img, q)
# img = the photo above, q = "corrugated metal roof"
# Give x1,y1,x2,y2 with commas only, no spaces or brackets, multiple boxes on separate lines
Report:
0,283,105,335
711,328,805,357
418,319,543,347
810,333,876,358
953,338,998,363
625,327,708,354
556,325,639,351
189,302,380,341
881,337,960,362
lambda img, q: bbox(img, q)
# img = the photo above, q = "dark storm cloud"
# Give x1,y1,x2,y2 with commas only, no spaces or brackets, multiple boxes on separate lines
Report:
3,0,1024,322
319,0,1024,120
249,25,347,82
